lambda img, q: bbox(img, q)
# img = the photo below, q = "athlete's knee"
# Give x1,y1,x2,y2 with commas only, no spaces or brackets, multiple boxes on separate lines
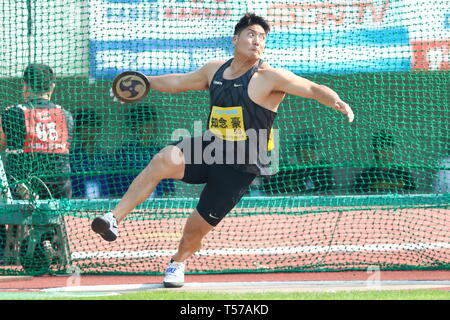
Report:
149,146,185,179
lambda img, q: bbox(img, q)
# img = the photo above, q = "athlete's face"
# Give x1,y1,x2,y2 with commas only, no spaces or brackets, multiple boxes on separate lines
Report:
233,25,267,59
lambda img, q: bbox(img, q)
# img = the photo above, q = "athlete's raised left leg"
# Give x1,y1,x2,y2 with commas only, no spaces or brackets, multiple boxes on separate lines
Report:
91,145,185,242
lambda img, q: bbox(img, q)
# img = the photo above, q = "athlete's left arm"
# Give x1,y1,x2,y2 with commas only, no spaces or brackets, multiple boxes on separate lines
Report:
271,69,354,123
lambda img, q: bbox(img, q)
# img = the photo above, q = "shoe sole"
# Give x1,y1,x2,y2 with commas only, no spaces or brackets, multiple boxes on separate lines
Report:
91,217,117,242
163,281,184,288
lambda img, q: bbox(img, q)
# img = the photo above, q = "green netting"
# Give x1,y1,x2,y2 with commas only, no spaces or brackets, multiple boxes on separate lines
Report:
0,0,448,275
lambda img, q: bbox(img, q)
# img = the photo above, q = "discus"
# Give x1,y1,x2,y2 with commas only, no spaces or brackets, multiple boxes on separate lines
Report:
111,71,150,103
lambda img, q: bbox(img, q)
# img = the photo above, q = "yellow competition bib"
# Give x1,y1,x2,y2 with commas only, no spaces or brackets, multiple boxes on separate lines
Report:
268,128,274,152
209,106,247,141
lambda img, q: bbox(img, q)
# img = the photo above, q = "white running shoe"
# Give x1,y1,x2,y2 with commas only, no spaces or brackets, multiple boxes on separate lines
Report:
163,260,185,288
91,212,118,242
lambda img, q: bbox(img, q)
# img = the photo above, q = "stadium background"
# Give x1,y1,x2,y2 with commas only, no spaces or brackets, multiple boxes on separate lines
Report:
0,0,448,276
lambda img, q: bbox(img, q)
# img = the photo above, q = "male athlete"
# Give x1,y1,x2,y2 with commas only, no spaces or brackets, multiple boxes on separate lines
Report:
92,13,354,288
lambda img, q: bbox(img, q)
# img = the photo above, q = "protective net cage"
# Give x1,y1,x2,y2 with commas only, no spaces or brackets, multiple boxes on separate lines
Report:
0,0,448,275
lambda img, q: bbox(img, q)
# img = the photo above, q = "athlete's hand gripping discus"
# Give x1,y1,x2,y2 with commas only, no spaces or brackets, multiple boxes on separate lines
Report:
111,71,150,103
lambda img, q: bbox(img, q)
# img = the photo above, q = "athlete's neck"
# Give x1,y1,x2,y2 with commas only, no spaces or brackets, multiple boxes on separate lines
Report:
226,56,259,79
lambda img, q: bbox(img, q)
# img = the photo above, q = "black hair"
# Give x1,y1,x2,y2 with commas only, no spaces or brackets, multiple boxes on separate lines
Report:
234,13,270,35
372,130,395,150
23,63,54,92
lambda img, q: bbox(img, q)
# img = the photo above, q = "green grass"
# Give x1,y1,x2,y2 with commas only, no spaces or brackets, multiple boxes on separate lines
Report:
80,289,450,300
1,289,449,300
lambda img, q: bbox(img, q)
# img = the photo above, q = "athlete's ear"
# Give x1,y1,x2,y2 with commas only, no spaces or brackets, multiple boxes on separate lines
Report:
232,34,238,46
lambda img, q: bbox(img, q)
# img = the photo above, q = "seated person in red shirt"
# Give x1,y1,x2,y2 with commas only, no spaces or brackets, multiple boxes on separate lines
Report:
0,64,73,263
2,64,73,199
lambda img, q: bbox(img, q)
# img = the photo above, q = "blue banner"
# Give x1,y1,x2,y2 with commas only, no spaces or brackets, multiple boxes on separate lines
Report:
90,27,411,79
89,0,414,79
90,38,234,79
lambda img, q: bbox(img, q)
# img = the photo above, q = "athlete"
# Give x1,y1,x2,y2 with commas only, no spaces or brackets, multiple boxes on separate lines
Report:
92,13,354,288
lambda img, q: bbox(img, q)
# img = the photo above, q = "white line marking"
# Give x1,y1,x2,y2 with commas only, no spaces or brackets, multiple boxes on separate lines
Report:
43,283,162,292
42,281,450,293
71,242,450,260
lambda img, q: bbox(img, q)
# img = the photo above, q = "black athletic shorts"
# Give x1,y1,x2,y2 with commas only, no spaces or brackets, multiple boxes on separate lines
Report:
172,136,256,226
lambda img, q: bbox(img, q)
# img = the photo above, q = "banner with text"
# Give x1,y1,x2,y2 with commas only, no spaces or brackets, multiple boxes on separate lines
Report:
89,0,449,78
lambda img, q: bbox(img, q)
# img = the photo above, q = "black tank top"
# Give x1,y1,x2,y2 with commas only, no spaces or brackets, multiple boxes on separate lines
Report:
207,58,277,176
